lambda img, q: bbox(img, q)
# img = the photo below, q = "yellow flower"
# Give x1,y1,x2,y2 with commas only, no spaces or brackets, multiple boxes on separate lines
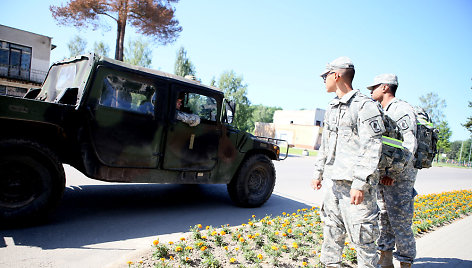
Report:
239,237,245,242
257,254,263,260
197,224,202,229
220,231,226,236
292,242,299,249
252,215,256,218
271,245,278,251
282,233,287,237
255,233,260,237
229,257,236,263
275,231,279,235
206,226,210,230
185,246,193,250
344,241,349,245
302,261,308,266
127,261,133,265
168,241,174,245
153,240,159,246
201,236,207,240
211,231,218,236
200,246,208,251
169,256,174,260
180,237,186,241
224,246,228,250
282,245,287,250
235,247,240,251
287,228,292,234
160,258,165,261
175,246,183,252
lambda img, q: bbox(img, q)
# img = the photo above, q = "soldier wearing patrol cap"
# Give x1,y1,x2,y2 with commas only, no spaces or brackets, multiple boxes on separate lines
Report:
311,57,384,268
367,74,417,268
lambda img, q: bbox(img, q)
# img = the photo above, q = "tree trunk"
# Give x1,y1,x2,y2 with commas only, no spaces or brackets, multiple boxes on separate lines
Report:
115,21,126,61
114,0,129,61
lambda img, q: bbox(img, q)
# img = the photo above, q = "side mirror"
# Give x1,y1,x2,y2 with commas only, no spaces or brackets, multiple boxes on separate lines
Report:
223,99,235,124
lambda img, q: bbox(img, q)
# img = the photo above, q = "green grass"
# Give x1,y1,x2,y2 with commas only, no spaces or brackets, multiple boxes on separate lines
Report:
279,147,318,157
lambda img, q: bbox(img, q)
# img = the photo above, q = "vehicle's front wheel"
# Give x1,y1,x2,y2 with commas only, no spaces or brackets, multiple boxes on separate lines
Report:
0,140,65,226
227,154,275,207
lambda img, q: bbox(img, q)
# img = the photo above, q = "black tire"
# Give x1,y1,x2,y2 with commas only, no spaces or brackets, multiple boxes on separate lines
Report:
0,139,65,226
227,154,276,207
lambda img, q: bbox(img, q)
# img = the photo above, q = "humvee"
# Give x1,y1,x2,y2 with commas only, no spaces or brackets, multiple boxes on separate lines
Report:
0,54,287,225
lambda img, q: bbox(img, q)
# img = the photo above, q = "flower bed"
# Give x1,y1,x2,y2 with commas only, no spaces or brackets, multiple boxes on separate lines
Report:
127,190,472,268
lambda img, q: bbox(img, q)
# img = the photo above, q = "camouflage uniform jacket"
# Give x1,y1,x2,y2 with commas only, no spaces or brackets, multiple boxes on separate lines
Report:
313,90,384,191
384,98,418,180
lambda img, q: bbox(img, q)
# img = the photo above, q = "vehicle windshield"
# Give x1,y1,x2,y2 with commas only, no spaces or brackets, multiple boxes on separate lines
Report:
36,57,92,104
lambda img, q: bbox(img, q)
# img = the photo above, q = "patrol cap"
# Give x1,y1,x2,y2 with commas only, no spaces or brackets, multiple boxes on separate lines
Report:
367,74,398,90
320,56,355,76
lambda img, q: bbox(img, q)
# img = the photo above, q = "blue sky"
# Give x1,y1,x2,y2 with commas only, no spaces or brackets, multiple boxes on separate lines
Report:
2,0,472,141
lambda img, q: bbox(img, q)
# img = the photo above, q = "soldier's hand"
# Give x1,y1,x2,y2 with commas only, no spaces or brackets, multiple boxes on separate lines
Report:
350,189,364,205
311,179,322,190
380,176,394,186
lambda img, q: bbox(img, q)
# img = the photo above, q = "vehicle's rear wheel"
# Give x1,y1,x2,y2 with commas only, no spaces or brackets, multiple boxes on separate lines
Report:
0,140,65,226
227,154,275,207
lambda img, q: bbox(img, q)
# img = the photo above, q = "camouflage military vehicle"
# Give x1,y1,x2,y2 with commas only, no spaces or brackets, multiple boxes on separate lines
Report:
0,54,286,225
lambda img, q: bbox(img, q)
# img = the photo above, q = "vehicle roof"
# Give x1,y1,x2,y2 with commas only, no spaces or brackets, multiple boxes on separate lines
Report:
57,54,223,94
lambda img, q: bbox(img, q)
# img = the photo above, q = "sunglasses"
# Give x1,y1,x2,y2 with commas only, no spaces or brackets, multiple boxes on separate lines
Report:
322,72,335,83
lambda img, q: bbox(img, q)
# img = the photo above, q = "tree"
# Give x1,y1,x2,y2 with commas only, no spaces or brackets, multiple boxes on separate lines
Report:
464,101,472,134
93,41,110,57
252,105,282,123
67,35,87,57
174,47,196,77
436,120,452,157
447,140,462,160
463,78,472,134
123,37,152,67
50,0,182,61
215,70,253,132
419,92,446,127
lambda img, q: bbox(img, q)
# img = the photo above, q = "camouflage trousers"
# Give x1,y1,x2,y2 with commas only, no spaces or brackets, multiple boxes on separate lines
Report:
377,180,416,263
320,180,380,268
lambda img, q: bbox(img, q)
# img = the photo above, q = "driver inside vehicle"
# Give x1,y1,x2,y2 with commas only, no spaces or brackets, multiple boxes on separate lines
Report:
175,94,200,127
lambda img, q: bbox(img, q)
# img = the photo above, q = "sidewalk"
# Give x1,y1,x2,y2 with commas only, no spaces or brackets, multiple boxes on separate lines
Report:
393,215,472,267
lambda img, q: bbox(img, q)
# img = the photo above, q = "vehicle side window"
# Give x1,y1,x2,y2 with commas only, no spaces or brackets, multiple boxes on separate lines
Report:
99,74,157,115
187,93,217,122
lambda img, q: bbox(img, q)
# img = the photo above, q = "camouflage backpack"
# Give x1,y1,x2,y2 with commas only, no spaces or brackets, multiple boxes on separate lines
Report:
413,106,439,169
377,105,409,176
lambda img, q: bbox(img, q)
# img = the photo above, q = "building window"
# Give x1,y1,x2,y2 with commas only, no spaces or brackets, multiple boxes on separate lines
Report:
315,120,321,126
0,41,32,81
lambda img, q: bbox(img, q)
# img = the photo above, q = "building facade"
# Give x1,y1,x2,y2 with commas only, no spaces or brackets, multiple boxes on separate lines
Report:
254,108,325,150
0,25,54,97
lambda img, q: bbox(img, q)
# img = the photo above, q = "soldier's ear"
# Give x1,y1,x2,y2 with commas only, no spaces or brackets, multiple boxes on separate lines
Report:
334,72,340,81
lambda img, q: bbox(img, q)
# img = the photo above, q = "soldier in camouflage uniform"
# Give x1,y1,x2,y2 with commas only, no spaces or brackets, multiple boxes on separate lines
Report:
367,74,417,268
311,57,384,268
176,97,200,126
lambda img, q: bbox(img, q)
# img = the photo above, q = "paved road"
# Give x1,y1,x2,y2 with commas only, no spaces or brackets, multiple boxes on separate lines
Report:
0,156,471,268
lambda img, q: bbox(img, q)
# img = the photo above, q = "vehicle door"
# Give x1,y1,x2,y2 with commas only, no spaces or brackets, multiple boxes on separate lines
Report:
87,66,166,168
162,85,221,171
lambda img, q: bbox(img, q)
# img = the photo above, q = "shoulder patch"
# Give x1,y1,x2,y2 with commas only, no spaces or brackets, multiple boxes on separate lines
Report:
369,119,383,133
397,114,412,131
